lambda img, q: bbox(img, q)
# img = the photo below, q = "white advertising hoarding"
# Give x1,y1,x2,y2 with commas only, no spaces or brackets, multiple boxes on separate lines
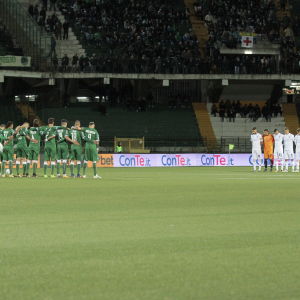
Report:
113,154,257,167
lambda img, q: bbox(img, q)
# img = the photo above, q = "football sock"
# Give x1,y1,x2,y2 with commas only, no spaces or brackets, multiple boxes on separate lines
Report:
26,160,31,174
2,160,6,174
275,159,278,170
16,161,20,175
51,162,55,175
270,159,273,169
23,162,27,174
258,160,261,171
280,160,283,170
63,160,67,175
9,160,13,174
33,161,38,174
44,162,48,175
77,161,81,175
253,160,256,171
264,160,267,169
285,160,288,170
292,160,295,171
83,161,87,175
70,162,74,175
93,161,97,176
57,160,61,175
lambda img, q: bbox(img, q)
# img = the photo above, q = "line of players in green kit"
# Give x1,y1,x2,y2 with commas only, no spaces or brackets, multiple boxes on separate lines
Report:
0,118,101,178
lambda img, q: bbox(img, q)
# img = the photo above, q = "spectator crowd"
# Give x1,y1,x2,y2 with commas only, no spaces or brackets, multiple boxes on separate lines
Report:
23,0,300,74
196,0,281,53
211,100,283,122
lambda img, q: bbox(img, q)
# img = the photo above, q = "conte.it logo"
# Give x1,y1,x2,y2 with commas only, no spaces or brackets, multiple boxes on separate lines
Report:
21,56,29,66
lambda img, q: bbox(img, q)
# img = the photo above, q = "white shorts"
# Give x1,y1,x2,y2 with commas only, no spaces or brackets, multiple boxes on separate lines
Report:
274,149,283,160
284,150,294,159
296,152,300,161
252,149,262,160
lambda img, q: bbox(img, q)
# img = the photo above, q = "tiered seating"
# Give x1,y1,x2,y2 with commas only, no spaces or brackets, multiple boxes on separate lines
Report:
207,102,286,140
0,106,25,126
211,101,266,111
202,0,279,50
50,0,201,73
0,27,24,56
16,103,43,126
39,103,202,147
289,0,300,52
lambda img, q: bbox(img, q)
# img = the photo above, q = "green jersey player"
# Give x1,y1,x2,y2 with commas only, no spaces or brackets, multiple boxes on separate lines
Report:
0,124,6,165
81,122,101,178
1,121,24,177
26,119,43,177
0,124,14,177
68,120,83,178
15,122,29,177
56,119,79,178
40,118,59,178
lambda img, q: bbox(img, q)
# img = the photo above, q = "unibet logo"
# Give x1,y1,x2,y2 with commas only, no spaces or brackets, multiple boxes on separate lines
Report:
99,155,113,166
87,154,114,167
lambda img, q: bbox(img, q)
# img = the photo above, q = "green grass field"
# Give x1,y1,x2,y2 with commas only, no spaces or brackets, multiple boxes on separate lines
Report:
1,167,300,300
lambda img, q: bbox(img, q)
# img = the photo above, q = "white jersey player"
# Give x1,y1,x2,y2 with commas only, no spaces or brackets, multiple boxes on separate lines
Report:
250,127,263,172
283,127,295,172
273,129,284,172
294,128,300,172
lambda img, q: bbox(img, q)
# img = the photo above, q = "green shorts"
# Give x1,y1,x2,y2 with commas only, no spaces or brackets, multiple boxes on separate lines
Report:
44,145,56,161
28,147,40,161
16,144,28,158
70,145,82,161
3,146,14,161
57,145,69,160
84,147,99,162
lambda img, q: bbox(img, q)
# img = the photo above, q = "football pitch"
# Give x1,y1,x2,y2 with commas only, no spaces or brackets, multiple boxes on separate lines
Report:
1,167,300,300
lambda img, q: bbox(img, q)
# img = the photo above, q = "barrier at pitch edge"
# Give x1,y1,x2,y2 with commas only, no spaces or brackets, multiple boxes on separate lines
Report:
113,153,264,167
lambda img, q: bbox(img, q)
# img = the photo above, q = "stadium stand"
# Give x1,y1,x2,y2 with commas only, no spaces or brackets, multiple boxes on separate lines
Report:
1,0,297,74
208,102,286,138
0,26,24,56
16,103,43,126
202,0,280,47
290,0,300,55
38,103,203,150
0,106,25,126
184,0,208,57
44,10,86,60
41,0,201,72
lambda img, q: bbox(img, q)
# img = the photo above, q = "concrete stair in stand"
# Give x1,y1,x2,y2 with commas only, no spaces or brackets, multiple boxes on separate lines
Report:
184,0,208,57
276,0,292,38
193,103,219,151
45,11,85,60
18,0,86,60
